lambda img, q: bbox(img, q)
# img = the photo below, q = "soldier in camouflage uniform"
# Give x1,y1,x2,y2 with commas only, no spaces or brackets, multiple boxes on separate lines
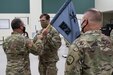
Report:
65,8,113,75
2,18,45,75
64,39,71,48
33,13,61,75
110,29,113,40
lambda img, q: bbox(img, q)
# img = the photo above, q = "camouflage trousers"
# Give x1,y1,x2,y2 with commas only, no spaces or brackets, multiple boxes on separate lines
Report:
6,67,31,75
39,61,57,75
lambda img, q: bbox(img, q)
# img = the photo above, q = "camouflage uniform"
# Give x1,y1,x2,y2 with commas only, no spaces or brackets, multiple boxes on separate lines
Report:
33,25,61,75
64,39,71,48
110,29,113,40
3,32,44,75
65,30,113,75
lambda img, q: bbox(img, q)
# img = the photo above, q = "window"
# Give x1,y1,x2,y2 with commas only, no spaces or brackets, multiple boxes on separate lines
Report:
0,19,10,29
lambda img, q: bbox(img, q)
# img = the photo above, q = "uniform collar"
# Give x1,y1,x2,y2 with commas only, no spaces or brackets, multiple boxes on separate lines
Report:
11,31,22,35
84,30,101,34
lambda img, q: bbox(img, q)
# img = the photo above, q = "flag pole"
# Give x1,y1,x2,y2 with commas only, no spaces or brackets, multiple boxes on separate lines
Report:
41,24,51,35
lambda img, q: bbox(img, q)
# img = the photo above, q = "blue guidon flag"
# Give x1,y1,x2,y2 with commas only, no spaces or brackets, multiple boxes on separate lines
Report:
51,0,80,43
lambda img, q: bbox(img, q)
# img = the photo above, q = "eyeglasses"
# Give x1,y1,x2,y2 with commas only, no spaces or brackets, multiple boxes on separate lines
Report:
39,20,46,22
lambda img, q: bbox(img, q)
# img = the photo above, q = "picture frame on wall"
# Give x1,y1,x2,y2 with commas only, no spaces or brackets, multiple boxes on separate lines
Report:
0,19,10,29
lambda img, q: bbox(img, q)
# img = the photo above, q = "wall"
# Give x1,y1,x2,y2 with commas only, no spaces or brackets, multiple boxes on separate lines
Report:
0,0,30,13
95,0,113,12
103,13,113,26
42,0,94,14
29,0,42,38
0,0,42,40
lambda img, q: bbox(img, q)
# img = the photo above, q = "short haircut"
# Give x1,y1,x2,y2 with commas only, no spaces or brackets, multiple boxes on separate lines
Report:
11,18,22,30
40,13,50,20
86,8,102,22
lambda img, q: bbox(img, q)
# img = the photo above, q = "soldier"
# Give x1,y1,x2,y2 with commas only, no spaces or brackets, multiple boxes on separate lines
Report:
33,13,61,75
2,18,46,75
110,29,113,40
65,8,113,75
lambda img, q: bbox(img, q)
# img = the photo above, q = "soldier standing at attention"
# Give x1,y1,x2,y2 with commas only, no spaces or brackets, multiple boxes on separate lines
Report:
33,13,61,75
2,18,46,75
65,8,113,75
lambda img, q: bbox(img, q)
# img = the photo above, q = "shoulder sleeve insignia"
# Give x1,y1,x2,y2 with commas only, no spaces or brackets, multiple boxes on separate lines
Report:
66,55,74,65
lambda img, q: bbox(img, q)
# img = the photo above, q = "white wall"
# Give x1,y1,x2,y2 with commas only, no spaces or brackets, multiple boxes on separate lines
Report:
0,0,42,40
29,0,42,38
95,0,113,12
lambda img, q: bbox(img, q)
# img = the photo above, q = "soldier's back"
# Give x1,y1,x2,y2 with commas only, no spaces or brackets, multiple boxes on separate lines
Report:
3,33,31,75
76,30,113,75
110,29,113,41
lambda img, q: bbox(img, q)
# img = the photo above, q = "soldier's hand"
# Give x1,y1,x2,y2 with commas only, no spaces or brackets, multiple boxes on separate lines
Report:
26,39,33,48
37,34,44,40
42,28,49,36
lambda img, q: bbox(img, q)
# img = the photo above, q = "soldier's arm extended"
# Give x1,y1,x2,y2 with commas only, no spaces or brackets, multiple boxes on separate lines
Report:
26,38,44,55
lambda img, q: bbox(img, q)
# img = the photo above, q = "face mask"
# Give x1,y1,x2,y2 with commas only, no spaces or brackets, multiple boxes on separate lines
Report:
41,24,48,28
40,19,49,28
23,26,26,33
81,20,88,33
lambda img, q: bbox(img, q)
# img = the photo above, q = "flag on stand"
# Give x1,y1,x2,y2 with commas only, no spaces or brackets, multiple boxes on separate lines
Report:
51,0,80,43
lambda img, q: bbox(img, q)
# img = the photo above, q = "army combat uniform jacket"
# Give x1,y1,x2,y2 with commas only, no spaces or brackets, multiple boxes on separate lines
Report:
33,25,61,62
3,32,44,75
110,29,113,41
65,30,113,75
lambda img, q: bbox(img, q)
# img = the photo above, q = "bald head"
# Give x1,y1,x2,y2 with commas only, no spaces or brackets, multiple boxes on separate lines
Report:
84,8,102,23
81,8,102,33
